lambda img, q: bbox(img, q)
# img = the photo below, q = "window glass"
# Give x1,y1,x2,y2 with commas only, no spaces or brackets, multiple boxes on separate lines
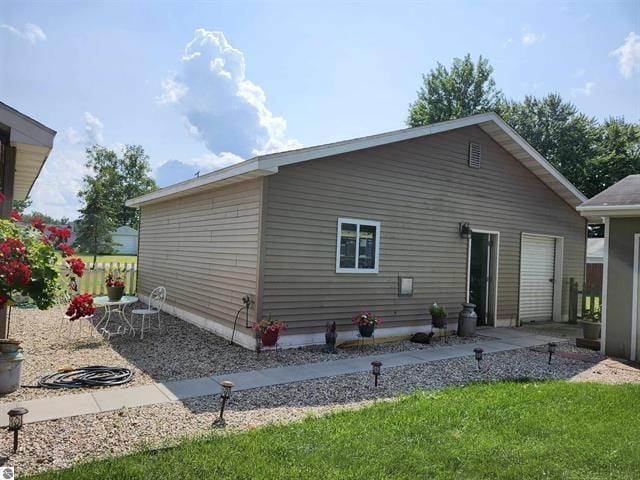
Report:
339,223,357,268
358,224,377,269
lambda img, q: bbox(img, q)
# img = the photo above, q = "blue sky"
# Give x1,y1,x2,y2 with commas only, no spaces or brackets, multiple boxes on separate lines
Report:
1,0,638,219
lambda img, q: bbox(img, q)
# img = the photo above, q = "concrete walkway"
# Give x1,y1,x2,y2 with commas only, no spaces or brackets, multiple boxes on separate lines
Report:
0,328,564,426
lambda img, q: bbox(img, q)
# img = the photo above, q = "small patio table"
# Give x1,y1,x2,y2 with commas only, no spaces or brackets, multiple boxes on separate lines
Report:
93,295,139,338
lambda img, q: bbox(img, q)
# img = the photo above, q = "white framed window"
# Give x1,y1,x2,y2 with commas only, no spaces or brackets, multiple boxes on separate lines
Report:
336,218,380,273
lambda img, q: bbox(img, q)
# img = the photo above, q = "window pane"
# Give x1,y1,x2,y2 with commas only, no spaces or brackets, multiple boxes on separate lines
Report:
358,225,377,269
339,223,357,268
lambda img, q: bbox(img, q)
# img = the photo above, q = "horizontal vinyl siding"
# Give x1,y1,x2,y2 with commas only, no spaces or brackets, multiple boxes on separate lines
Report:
137,178,261,328
262,125,585,335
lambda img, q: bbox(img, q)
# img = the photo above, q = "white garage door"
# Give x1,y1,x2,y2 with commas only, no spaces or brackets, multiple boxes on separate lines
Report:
520,234,556,322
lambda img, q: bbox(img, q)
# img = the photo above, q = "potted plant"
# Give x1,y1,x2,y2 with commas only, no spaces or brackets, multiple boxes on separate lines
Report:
579,307,601,340
105,269,126,301
352,311,382,338
253,313,286,347
0,206,94,393
430,302,448,328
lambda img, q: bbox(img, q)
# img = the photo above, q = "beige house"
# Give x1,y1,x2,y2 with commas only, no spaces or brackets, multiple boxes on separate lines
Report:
127,113,587,349
578,175,640,361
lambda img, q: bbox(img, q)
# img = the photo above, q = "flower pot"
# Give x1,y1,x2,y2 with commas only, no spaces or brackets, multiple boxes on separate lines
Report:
579,320,600,340
107,286,125,302
457,303,478,337
431,314,447,329
260,329,279,347
358,324,375,338
0,339,24,394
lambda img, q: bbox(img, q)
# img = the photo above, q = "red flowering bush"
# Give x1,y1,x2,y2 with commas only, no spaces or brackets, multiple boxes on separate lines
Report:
66,258,85,278
9,210,22,222
65,293,96,321
252,313,287,334
57,243,75,258
352,311,382,327
30,217,45,233
105,270,125,287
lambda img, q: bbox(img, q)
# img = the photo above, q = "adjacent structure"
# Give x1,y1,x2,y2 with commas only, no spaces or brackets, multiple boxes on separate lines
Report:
128,113,588,349
578,174,640,361
111,225,138,254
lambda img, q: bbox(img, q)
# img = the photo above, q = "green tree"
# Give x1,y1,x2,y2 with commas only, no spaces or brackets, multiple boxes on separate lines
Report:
12,198,32,214
407,54,504,127
85,144,157,229
21,211,70,225
500,94,599,192
74,178,117,267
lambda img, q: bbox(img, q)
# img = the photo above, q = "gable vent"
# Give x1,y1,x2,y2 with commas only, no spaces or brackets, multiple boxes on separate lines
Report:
468,142,481,168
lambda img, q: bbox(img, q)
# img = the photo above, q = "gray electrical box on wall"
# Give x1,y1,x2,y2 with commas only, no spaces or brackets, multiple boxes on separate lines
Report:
398,277,414,296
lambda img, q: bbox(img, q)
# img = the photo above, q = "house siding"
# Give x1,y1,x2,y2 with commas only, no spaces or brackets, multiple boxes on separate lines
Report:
137,178,262,338
605,217,640,358
261,125,586,338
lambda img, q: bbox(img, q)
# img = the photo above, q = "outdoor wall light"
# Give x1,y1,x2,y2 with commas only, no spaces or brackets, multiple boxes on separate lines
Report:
371,361,382,387
473,348,484,371
213,381,234,427
547,342,557,365
7,407,28,453
459,222,472,239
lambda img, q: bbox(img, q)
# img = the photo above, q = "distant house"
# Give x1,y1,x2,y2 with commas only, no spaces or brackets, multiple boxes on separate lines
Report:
111,226,138,255
578,174,640,361
127,113,587,349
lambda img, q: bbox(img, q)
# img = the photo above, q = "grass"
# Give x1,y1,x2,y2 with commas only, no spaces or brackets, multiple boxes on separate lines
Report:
28,381,640,480
70,254,137,265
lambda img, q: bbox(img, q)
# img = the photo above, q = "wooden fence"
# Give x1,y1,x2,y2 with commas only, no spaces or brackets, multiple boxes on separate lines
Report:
568,276,602,324
59,262,137,296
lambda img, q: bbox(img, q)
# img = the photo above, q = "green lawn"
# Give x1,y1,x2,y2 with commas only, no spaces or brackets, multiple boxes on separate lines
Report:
58,254,137,265
28,381,639,480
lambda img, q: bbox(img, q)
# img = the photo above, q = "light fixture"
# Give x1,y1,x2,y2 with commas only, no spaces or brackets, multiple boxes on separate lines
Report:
371,361,382,387
547,342,557,365
213,381,234,427
473,348,483,371
7,407,28,453
459,222,472,239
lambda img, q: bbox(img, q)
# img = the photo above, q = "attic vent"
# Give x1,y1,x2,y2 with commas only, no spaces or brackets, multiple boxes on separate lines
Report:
468,142,481,168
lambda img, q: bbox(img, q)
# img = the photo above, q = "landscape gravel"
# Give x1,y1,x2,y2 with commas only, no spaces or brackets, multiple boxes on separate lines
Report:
5,343,638,476
4,305,484,402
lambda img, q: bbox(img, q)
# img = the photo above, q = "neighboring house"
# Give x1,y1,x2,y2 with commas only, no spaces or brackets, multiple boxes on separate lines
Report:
586,237,604,297
127,113,588,349
111,226,138,255
0,102,55,337
577,174,640,361
587,238,604,264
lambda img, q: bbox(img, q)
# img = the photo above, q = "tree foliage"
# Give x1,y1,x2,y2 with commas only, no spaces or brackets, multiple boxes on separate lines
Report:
408,54,504,127
74,176,117,263
407,56,640,198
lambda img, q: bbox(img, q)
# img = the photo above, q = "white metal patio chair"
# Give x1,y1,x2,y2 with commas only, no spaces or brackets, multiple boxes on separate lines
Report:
131,287,166,339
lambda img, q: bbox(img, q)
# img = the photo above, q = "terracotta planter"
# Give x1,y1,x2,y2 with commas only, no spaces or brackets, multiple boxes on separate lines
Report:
358,324,375,338
431,315,447,329
579,320,600,340
260,329,279,347
107,286,125,302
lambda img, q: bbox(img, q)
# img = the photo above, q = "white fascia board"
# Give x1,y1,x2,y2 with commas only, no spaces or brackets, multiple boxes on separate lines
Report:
577,205,640,218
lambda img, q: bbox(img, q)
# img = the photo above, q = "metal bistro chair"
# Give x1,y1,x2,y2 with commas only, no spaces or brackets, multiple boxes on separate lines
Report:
131,287,167,339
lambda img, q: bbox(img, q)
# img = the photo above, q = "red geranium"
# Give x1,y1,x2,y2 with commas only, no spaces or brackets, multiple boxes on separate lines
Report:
65,293,96,321
65,257,85,278
0,260,31,286
105,271,125,287
30,217,46,233
57,243,75,257
9,210,22,222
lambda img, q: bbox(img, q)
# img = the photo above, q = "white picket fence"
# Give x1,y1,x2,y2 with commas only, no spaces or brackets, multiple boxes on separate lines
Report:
59,262,138,296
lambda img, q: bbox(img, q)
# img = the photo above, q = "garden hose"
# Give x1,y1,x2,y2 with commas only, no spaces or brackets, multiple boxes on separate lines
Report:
32,365,134,389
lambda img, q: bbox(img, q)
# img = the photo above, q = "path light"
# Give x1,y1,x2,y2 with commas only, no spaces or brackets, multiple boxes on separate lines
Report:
7,407,28,453
473,348,484,372
371,361,382,387
547,342,557,365
213,381,234,427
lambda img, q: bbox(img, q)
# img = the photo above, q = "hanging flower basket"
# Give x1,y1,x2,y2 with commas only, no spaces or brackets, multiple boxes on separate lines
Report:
352,311,382,338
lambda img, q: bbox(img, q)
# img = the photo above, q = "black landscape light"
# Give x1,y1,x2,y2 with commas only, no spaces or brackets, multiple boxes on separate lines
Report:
213,381,234,427
473,348,484,371
371,361,382,387
8,407,28,453
547,342,557,365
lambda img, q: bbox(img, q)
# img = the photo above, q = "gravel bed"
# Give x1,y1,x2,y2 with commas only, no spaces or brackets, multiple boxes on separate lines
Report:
6,343,639,476
3,305,485,402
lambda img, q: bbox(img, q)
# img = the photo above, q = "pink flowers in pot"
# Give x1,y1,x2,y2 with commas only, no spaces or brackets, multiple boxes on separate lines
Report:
252,314,287,334
352,311,382,327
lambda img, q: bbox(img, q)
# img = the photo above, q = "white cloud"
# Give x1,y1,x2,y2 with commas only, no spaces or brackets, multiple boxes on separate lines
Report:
610,32,640,79
521,28,545,46
574,68,587,78
502,38,513,48
158,29,301,159
571,82,596,96
63,112,104,145
1,22,46,44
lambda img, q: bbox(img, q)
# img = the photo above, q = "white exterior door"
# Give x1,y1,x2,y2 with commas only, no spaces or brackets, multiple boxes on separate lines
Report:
520,234,556,322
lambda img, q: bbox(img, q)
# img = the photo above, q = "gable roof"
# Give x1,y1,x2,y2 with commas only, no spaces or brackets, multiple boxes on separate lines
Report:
577,175,640,218
127,112,587,208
